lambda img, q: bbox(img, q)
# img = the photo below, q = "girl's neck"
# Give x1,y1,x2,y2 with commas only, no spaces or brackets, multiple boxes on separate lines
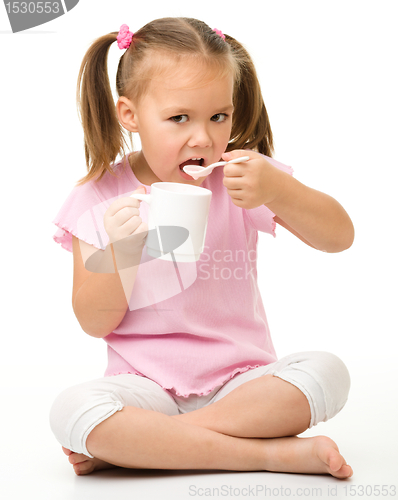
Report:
128,151,159,186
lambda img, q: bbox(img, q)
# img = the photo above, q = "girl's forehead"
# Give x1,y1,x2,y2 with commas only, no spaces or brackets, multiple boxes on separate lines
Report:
140,70,234,114
147,52,235,91
153,71,233,95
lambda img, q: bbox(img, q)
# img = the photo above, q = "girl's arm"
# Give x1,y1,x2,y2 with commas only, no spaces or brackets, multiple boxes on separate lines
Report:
72,236,138,338
71,188,148,338
266,173,355,253
222,151,354,253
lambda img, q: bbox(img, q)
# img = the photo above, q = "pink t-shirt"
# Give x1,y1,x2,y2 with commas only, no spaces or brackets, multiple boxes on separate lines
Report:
53,153,293,397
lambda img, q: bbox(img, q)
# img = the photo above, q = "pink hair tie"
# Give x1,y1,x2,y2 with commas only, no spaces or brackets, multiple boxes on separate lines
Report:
117,24,134,50
213,28,225,40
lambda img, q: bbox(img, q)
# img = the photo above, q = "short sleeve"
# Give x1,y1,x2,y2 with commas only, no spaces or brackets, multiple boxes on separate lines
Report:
244,155,294,237
52,181,109,252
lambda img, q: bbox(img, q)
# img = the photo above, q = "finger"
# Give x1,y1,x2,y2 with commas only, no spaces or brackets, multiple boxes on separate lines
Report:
134,221,149,235
230,197,246,209
120,215,144,236
129,185,146,204
134,185,147,194
221,150,250,161
112,206,140,227
105,197,142,218
226,188,243,199
226,190,245,206
223,163,245,177
223,175,245,190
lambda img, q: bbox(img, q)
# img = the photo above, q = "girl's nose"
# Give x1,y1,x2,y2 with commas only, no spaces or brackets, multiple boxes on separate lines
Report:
187,125,212,148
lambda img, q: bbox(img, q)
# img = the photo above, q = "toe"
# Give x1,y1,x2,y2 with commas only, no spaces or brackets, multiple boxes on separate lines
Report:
328,449,344,472
314,436,352,479
73,463,84,476
326,449,353,479
336,464,353,479
74,460,94,474
62,446,72,456
74,460,94,476
69,453,90,465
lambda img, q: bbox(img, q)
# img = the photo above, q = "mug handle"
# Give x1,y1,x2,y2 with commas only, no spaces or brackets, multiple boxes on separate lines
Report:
130,192,165,256
130,193,152,204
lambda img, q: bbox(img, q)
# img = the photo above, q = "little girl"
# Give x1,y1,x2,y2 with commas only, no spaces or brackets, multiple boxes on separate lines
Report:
50,17,355,478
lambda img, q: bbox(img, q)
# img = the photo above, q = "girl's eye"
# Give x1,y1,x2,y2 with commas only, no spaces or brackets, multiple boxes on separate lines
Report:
211,113,228,123
170,115,188,123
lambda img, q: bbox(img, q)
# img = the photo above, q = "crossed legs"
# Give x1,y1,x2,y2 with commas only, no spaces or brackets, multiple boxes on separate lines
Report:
172,374,311,437
61,366,352,478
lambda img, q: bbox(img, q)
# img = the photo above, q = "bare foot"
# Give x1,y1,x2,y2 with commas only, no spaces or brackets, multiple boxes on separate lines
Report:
264,435,353,479
62,446,117,476
61,435,352,478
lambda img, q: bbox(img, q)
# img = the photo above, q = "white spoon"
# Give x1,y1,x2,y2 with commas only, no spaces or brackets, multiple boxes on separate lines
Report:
183,156,250,180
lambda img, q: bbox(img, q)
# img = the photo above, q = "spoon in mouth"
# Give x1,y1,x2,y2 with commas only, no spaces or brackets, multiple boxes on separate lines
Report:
183,156,250,180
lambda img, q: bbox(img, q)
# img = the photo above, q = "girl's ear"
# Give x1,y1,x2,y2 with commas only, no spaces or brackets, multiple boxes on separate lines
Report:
116,96,139,133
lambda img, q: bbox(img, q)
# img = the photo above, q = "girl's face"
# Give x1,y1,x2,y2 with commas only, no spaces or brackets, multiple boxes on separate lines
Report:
127,60,235,186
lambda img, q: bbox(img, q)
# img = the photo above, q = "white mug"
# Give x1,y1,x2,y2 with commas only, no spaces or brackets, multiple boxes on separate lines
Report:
131,182,212,262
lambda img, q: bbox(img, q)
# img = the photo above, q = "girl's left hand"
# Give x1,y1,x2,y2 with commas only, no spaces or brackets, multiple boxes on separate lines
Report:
221,150,283,209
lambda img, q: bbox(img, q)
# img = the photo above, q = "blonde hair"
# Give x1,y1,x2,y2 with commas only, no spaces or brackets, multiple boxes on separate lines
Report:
76,17,274,185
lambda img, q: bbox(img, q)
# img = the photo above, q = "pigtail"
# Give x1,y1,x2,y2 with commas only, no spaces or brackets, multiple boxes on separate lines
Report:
225,35,274,158
76,33,128,185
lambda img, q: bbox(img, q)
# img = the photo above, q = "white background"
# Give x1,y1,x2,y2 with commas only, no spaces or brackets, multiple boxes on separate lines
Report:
1,1,397,499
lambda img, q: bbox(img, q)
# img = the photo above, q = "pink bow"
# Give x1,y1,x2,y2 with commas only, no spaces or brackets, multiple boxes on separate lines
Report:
213,28,225,40
117,24,134,50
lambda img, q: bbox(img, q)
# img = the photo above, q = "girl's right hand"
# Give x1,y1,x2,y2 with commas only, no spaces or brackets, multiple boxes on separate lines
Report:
103,186,148,256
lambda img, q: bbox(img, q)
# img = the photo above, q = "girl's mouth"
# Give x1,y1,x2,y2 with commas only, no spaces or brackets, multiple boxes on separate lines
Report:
179,158,204,170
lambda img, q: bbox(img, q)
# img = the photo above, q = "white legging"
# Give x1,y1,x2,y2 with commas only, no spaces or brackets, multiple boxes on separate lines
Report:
49,351,350,458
